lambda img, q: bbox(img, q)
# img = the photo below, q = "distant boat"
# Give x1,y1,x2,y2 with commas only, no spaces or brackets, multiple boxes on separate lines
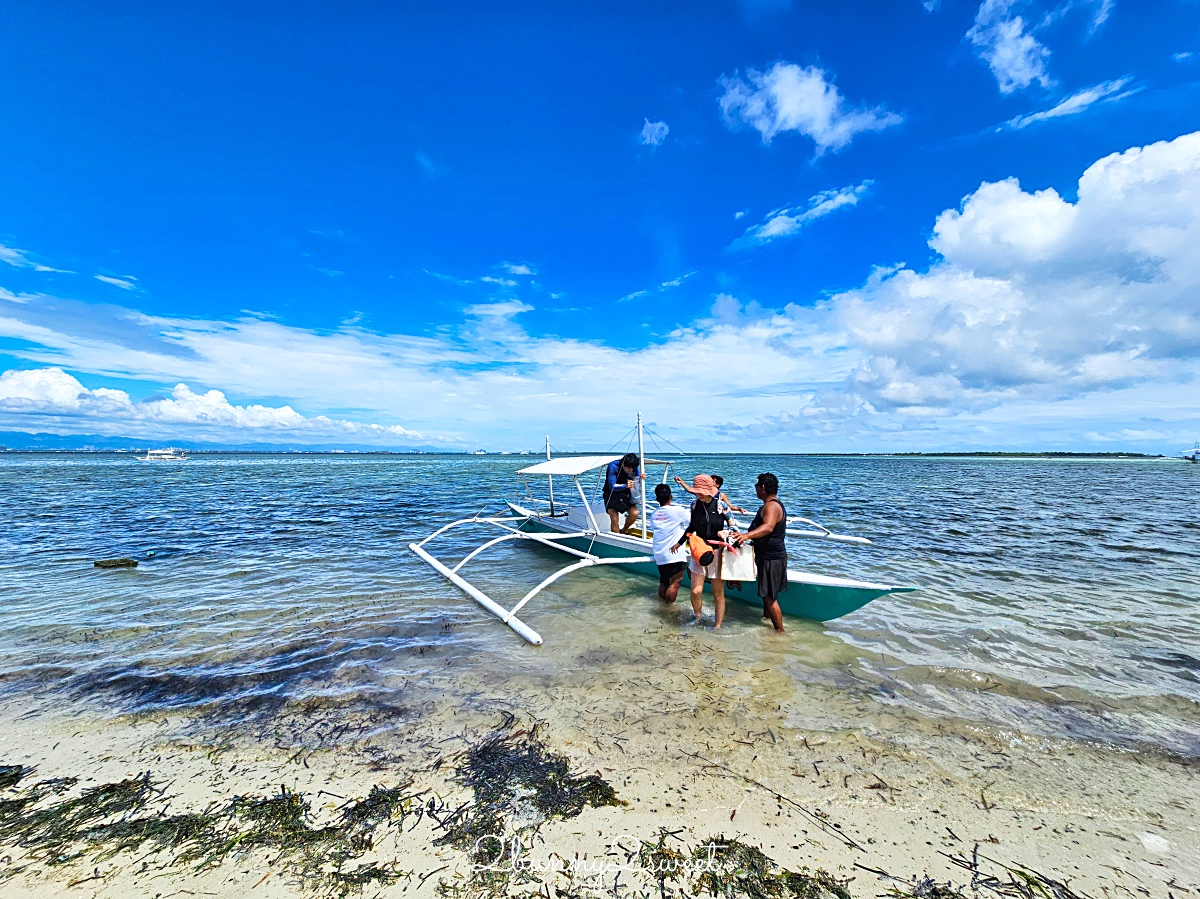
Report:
138,448,188,462
1181,442,1199,463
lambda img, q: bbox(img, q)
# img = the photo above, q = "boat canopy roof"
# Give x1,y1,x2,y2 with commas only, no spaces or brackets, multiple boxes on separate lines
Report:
518,455,621,476
518,454,680,476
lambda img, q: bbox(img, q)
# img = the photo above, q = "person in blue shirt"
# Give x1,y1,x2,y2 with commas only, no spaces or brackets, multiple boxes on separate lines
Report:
603,452,644,533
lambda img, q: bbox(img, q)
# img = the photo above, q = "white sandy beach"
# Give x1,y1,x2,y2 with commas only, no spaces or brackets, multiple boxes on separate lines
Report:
2,624,1196,899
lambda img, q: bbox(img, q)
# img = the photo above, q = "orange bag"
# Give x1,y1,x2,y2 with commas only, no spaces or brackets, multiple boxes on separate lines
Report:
687,533,715,567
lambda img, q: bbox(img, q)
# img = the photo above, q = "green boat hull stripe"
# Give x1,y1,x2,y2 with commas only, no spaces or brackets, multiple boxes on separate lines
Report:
513,507,912,623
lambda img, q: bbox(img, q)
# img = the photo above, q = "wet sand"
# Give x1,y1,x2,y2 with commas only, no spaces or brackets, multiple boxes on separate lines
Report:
2,624,1196,899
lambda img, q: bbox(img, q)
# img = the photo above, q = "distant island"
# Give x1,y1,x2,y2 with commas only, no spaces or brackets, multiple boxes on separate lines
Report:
0,438,1174,459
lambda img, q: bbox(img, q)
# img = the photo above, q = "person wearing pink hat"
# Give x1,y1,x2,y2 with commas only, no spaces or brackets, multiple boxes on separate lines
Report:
671,474,729,627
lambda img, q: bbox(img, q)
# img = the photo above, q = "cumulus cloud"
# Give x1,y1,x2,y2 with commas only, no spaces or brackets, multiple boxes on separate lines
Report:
968,0,1053,93
834,130,1200,417
718,62,902,154
2,132,1198,450
0,367,423,441
640,119,669,147
730,182,872,250
1003,77,1138,129
502,262,536,276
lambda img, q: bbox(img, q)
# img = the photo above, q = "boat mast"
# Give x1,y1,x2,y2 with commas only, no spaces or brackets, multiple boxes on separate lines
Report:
637,412,647,532
545,434,555,515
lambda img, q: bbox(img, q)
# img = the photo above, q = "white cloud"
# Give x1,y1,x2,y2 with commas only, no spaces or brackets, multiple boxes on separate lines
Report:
1086,0,1113,32
0,243,69,273
731,182,872,249
502,262,536,276
640,119,669,147
968,0,1053,93
718,62,902,155
2,133,1199,451
425,269,472,286
1003,77,1138,129
95,274,139,290
833,130,1200,418
660,272,697,289
1173,51,1194,63
480,275,518,286
619,272,697,302
0,367,424,441
1,287,36,304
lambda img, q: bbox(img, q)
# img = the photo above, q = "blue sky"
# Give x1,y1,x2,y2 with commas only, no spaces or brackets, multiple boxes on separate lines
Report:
1,0,1198,450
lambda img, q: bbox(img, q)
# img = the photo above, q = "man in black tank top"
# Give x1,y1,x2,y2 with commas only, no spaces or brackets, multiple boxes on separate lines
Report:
732,472,787,632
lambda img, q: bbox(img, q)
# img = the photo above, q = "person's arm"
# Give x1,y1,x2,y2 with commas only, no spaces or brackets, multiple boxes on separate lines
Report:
605,462,625,492
674,475,698,496
672,502,704,551
733,500,782,546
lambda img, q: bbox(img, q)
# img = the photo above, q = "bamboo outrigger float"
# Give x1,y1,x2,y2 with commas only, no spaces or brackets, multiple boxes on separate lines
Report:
410,415,915,645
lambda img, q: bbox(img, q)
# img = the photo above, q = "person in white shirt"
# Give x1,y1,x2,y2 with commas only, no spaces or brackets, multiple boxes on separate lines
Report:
649,483,691,604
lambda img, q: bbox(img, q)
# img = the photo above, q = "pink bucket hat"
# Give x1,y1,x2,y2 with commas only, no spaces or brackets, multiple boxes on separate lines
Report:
691,474,717,496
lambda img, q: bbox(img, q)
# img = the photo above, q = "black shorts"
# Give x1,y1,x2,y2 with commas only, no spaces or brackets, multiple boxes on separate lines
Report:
604,491,635,514
657,561,687,587
757,557,788,602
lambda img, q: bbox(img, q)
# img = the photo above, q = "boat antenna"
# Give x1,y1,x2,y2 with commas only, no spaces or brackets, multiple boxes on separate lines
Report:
545,434,555,515
637,412,647,527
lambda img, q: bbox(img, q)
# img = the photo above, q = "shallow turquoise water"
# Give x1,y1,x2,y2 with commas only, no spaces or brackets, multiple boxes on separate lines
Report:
1,453,1197,758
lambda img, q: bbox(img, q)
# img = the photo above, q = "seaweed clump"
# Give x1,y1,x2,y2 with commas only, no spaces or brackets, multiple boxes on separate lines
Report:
689,837,850,899
869,847,1091,899
431,720,624,897
435,722,624,852
0,767,418,896
0,766,32,791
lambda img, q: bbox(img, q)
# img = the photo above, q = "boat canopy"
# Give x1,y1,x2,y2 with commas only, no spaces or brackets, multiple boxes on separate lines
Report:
517,455,679,477
517,455,621,476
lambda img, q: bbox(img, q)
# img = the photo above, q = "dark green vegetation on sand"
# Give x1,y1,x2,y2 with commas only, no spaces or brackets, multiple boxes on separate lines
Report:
0,721,626,897
1,716,1095,899
0,766,418,896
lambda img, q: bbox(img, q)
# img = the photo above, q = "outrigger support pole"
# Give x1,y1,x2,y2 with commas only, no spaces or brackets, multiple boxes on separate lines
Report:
410,542,545,645
410,525,656,645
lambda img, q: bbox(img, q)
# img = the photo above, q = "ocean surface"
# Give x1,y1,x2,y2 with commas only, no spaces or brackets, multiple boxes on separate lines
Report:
1,452,1198,760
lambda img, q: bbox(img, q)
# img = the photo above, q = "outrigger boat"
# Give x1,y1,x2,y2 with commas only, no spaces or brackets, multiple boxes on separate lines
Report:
410,415,915,645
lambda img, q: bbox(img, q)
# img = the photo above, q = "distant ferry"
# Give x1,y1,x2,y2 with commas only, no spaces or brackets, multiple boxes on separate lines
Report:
138,448,188,462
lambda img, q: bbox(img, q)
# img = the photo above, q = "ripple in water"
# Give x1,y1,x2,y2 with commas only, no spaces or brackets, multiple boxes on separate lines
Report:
1,453,1197,758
